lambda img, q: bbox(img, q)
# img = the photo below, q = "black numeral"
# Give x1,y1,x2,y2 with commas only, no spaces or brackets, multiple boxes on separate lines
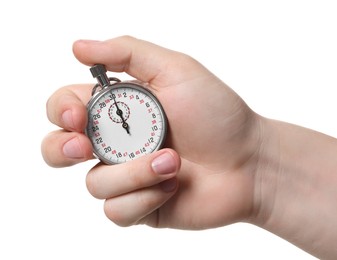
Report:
104,146,112,153
93,114,101,120
99,102,106,109
95,137,103,144
92,125,99,132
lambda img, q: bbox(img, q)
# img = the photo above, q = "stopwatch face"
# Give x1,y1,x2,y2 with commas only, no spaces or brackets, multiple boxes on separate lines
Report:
86,82,167,164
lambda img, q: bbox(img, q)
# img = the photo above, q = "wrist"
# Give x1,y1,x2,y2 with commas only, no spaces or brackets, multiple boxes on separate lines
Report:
249,117,337,259
248,117,281,226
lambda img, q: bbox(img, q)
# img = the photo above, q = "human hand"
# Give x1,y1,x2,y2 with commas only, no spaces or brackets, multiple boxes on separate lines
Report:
41,36,262,229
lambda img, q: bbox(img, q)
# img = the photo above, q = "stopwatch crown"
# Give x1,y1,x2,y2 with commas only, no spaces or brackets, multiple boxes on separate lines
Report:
90,64,110,88
90,64,107,77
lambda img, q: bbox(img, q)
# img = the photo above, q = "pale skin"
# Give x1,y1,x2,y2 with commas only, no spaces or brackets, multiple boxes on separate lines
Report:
41,36,337,259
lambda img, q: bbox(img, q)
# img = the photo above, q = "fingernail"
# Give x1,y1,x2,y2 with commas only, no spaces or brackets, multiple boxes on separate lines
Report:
151,152,176,175
62,110,75,130
160,178,177,192
63,137,84,159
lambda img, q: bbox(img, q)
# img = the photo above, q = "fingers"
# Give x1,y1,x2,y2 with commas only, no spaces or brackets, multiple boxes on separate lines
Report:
104,178,178,227
86,149,180,199
41,130,93,167
72,36,204,86
42,84,94,167
86,149,181,226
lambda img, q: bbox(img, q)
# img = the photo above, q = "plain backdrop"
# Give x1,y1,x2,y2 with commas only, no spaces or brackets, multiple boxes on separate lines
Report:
1,1,336,259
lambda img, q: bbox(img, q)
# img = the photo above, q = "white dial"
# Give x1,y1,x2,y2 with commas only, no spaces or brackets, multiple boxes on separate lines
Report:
86,82,167,164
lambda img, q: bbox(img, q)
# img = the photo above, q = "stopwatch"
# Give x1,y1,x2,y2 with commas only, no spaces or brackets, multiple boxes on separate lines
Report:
85,64,167,164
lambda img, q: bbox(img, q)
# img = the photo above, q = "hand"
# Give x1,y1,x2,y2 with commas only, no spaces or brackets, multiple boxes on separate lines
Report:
41,36,262,229
42,36,337,259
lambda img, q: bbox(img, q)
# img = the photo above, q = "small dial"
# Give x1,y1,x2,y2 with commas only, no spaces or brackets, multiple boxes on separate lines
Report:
108,101,130,123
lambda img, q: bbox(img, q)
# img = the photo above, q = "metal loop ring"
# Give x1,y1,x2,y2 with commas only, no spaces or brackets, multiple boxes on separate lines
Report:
109,77,122,83
91,77,122,96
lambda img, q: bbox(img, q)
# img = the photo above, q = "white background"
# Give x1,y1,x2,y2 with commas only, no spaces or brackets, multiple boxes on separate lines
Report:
0,0,336,259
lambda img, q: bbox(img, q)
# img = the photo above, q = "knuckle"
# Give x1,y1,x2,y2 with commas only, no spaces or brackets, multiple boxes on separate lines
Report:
126,161,150,188
103,200,132,227
41,133,61,168
137,190,158,211
86,170,103,199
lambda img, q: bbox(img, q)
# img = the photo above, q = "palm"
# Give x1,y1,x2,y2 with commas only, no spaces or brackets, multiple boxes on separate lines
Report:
144,65,260,229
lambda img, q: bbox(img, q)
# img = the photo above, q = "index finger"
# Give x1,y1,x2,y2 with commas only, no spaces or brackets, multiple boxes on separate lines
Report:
72,36,205,87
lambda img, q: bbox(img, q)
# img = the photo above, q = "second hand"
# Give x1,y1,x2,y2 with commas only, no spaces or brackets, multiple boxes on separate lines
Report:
113,98,130,134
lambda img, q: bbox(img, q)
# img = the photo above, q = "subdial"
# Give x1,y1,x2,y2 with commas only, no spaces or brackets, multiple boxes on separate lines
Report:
108,101,130,123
